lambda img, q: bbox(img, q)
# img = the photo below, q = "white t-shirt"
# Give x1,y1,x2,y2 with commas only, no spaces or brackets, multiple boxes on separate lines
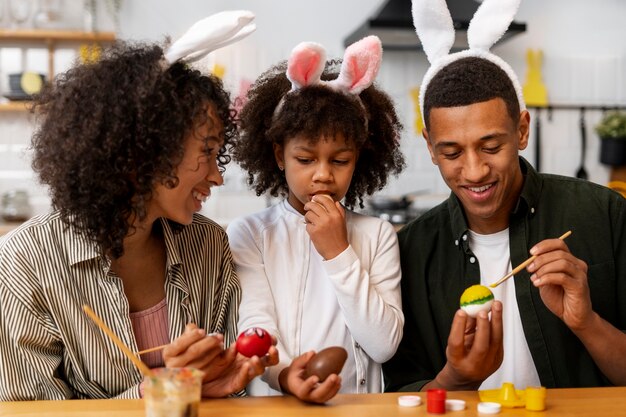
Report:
468,229,541,390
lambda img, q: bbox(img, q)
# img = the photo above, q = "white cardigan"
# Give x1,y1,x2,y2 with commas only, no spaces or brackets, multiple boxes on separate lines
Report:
227,200,403,395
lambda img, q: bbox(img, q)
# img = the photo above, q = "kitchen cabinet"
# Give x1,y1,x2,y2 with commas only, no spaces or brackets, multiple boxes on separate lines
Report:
0,29,116,112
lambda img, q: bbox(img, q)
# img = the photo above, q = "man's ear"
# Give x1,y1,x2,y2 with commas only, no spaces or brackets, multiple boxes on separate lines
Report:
273,143,285,169
422,128,438,165
518,110,530,151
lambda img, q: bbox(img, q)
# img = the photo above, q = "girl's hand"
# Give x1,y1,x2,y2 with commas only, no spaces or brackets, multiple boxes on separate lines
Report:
303,194,349,260
278,351,342,404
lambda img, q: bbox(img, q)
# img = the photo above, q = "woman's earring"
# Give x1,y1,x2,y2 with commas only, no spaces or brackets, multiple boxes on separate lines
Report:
278,165,284,171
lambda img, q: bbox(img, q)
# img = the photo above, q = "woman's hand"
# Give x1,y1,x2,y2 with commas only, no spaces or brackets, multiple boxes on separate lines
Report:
164,324,279,397
163,324,227,381
278,351,342,404
200,339,279,397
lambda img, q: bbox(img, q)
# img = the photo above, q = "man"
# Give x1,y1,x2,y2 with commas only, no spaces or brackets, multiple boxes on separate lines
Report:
383,0,626,392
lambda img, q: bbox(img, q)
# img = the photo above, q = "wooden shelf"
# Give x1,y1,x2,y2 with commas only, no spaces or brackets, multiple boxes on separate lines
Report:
0,29,116,43
0,101,32,112
0,29,116,113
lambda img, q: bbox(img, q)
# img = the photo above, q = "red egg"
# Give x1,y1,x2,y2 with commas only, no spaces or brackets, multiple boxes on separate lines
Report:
236,327,272,358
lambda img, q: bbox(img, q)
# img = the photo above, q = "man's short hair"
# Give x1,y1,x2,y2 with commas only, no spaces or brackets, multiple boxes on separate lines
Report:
423,57,521,130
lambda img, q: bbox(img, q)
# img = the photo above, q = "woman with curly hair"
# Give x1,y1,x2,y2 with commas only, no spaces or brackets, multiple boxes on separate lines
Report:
0,12,278,401
227,37,406,403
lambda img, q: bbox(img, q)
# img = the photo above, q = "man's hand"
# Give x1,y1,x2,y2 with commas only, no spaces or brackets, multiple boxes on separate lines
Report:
303,194,349,260
527,237,592,331
427,301,503,391
278,351,342,404
527,237,626,385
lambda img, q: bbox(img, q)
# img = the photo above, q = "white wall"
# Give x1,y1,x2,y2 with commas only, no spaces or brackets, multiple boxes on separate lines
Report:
1,0,625,222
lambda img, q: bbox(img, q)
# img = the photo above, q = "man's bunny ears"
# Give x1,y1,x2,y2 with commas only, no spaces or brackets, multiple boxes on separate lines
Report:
285,35,382,95
413,0,526,121
164,10,256,64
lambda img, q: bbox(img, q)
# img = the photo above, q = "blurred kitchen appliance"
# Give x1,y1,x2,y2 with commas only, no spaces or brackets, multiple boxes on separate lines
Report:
2,190,32,222
344,0,526,51
365,190,428,225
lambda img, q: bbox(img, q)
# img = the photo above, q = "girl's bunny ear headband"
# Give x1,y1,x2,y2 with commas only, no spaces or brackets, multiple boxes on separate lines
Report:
164,10,256,64
413,0,525,124
284,35,382,97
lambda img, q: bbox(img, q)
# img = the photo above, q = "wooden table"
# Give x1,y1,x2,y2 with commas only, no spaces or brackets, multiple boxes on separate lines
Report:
1,387,626,416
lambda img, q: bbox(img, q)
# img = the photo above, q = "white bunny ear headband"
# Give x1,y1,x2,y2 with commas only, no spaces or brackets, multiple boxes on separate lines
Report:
164,10,256,64
413,0,526,123
282,35,382,101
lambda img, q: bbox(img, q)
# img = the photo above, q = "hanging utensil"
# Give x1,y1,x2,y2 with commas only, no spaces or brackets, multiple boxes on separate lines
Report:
576,108,588,180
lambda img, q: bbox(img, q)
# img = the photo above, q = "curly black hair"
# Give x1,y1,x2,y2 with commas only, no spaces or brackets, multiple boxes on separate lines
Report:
423,57,521,131
30,41,237,258
233,60,405,209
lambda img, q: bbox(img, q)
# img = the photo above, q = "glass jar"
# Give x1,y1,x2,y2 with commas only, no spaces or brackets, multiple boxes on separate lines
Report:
2,190,32,222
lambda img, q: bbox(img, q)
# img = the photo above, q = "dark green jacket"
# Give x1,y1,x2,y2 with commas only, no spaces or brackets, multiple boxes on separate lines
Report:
383,157,626,391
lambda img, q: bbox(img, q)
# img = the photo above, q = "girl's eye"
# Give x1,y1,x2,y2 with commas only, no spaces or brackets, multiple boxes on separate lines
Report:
296,158,312,164
333,160,349,165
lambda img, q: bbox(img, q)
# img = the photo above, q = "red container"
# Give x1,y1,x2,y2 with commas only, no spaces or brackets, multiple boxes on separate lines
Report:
427,388,447,414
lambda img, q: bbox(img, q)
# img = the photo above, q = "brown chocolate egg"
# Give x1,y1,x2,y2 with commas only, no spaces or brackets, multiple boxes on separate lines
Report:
304,346,348,382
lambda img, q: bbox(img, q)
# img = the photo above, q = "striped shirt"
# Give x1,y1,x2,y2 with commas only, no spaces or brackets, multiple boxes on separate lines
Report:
0,211,241,401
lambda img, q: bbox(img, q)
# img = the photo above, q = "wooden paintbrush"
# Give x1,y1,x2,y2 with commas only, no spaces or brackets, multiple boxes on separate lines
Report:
82,305,153,377
489,230,572,288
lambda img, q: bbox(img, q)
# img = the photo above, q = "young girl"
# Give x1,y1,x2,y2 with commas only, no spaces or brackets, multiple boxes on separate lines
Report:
0,11,278,400
227,36,405,403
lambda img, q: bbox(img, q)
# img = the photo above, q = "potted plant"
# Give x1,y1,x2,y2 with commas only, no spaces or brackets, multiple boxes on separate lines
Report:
597,111,626,166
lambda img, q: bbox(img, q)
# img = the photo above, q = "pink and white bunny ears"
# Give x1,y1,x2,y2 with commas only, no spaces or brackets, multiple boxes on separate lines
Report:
164,10,256,64
412,0,526,121
285,35,382,95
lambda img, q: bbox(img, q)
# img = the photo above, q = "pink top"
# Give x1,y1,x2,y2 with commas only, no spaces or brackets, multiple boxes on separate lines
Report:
130,298,169,369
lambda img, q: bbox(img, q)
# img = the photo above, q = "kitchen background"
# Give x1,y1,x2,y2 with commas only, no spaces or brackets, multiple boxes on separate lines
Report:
0,0,625,227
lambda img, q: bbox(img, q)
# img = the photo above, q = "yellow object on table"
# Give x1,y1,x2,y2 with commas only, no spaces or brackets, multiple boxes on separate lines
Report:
479,382,526,407
526,386,547,411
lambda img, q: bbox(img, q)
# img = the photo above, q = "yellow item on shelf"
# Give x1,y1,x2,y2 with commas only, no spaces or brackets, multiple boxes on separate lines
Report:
409,87,424,135
79,44,102,64
522,49,548,107
20,72,44,95
608,181,626,198
212,63,226,79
